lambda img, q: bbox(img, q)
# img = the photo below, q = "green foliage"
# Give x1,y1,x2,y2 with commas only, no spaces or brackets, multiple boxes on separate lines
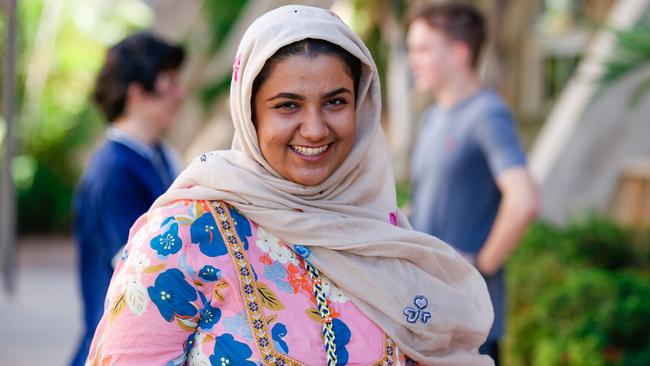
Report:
199,73,232,106
506,217,650,366
601,24,650,106
5,0,152,233
17,104,103,233
395,181,411,209
197,0,248,106
203,0,247,52
363,26,389,99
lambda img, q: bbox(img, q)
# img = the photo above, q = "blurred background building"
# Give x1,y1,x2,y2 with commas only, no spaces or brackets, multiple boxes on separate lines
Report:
1,0,649,365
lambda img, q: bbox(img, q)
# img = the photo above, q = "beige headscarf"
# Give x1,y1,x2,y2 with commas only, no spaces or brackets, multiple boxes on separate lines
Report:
153,5,493,365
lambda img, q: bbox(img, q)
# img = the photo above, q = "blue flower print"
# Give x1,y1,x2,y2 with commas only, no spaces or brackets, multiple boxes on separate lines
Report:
147,268,198,322
190,213,228,257
198,265,221,281
209,334,256,366
263,262,293,294
272,323,289,354
222,312,253,342
198,303,222,330
183,332,196,353
167,333,195,366
293,244,311,259
178,252,197,278
150,220,182,256
229,207,251,250
168,332,197,366
332,318,351,365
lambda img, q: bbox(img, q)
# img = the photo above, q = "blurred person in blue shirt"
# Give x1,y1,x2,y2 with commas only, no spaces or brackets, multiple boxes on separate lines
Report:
406,3,539,364
70,32,186,366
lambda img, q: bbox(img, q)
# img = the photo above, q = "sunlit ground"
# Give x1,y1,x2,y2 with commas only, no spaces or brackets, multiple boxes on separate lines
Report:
0,238,81,366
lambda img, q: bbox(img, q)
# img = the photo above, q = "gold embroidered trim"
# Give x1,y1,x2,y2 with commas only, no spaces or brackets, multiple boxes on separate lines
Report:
373,337,399,365
208,200,400,366
209,201,304,366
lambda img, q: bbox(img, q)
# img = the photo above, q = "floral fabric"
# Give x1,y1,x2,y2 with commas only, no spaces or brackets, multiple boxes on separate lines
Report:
87,200,406,365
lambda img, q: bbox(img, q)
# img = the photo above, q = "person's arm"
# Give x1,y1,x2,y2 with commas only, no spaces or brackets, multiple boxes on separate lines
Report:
100,171,151,261
86,202,222,365
471,104,540,276
476,167,539,276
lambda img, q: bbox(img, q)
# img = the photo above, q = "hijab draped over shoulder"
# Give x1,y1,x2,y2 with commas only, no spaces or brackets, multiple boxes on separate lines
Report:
153,5,494,365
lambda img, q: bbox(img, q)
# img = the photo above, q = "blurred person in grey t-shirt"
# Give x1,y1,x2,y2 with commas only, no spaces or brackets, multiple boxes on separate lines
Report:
406,3,539,364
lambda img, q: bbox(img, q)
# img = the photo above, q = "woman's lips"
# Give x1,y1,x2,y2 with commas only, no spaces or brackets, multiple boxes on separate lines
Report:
290,144,329,156
289,143,333,161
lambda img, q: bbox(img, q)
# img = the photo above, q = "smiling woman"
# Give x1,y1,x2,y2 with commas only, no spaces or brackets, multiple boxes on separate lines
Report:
253,40,359,186
85,5,494,366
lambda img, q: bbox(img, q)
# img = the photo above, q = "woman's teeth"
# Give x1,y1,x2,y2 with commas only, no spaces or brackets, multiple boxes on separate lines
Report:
290,144,329,156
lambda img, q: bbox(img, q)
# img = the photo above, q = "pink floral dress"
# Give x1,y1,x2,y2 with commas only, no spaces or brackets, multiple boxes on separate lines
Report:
86,200,408,365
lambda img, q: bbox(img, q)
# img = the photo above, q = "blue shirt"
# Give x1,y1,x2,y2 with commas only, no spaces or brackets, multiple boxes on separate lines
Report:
409,88,526,341
70,127,180,365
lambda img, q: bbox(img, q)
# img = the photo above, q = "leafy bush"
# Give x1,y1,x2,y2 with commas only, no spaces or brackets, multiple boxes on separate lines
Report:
5,0,151,234
506,217,650,366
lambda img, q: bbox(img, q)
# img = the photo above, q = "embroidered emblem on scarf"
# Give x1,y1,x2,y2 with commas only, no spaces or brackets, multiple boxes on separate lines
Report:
403,295,432,324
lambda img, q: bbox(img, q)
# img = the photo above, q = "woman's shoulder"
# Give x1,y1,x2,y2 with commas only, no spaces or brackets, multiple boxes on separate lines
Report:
88,199,257,364
123,199,252,266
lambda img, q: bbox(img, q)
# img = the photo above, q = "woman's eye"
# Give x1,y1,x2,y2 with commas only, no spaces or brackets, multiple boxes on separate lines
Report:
273,101,298,110
325,98,347,107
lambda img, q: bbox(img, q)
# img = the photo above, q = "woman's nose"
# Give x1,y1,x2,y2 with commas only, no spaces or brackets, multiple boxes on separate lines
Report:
300,107,329,141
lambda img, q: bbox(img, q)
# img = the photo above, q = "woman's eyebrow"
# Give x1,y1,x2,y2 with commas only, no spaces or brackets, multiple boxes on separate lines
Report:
266,92,305,102
266,88,352,102
323,88,352,98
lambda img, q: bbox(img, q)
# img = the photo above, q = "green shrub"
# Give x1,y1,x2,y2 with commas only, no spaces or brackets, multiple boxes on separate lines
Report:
506,218,650,366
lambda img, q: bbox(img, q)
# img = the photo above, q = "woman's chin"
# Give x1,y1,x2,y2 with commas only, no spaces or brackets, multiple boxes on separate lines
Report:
286,169,332,187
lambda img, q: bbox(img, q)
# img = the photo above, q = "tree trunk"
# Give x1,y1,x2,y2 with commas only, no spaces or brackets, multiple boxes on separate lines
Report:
1,0,18,294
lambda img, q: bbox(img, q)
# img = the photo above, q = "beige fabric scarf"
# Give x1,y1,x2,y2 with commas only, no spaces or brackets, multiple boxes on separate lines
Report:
153,5,493,365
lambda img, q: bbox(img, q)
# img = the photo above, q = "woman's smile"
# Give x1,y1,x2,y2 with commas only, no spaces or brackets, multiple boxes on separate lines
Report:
289,143,330,157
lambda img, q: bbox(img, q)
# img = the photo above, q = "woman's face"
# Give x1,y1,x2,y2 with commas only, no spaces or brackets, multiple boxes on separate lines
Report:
253,54,356,186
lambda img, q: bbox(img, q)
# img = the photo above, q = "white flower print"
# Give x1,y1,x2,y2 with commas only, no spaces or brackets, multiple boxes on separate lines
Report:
255,227,279,252
320,275,349,304
255,227,298,265
127,249,151,273
188,332,211,366
269,245,297,265
124,273,148,316
131,210,163,250
104,267,128,308
328,285,350,303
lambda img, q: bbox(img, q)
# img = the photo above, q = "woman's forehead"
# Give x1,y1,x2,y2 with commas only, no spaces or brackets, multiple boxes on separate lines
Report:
270,53,351,75
257,55,354,94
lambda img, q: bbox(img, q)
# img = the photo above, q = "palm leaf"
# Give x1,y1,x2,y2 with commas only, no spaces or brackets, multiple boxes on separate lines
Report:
601,25,650,106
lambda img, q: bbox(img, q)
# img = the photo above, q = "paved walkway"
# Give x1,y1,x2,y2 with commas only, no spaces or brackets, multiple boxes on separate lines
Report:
0,237,82,366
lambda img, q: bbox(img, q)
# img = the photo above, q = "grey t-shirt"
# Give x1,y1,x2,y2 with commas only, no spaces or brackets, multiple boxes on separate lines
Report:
409,88,526,341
